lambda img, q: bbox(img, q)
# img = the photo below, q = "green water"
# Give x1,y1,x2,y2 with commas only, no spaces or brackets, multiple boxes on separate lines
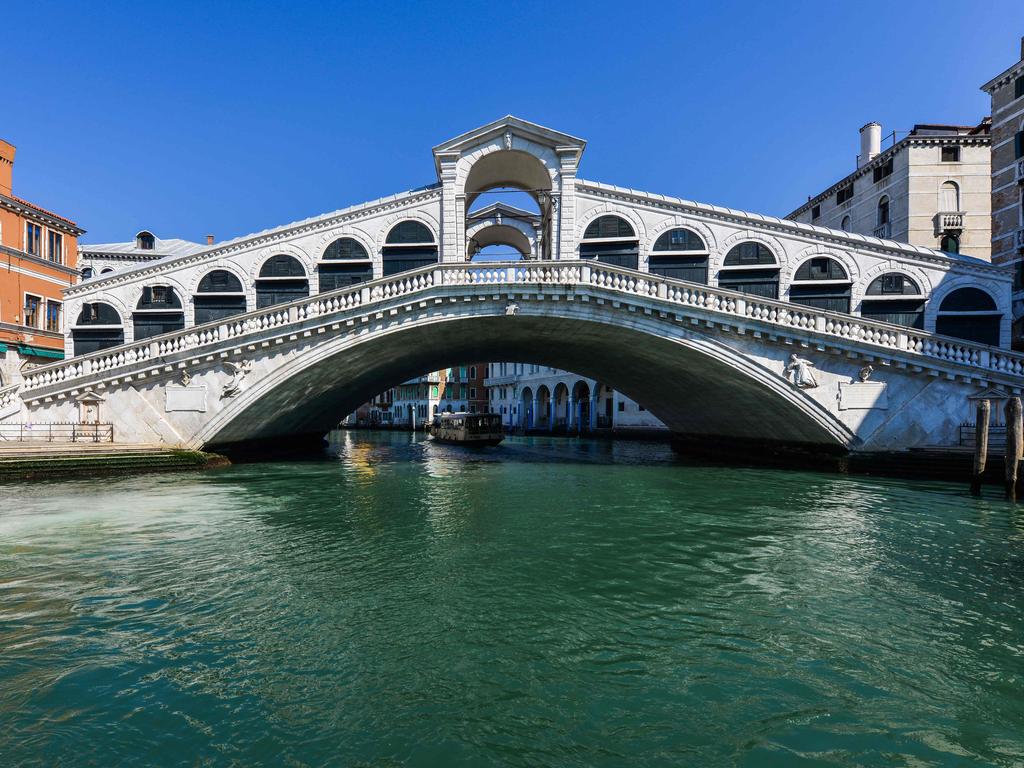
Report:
2,431,1024,767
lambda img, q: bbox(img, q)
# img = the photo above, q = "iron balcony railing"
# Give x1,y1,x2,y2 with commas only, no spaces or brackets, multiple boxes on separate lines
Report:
12,259,1024,400
0,422,114,443
873,222,892,239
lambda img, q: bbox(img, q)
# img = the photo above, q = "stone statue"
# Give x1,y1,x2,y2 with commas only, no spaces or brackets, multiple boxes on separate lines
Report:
858,364,874,383
505,302,519,316
785,354,818,389
221,359,253,399
504,131,513,150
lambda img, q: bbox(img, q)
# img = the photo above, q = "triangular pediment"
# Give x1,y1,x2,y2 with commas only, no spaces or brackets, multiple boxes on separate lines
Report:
968,386,1012,400
432,116,586,175
466,201,540,223
74,389,106,403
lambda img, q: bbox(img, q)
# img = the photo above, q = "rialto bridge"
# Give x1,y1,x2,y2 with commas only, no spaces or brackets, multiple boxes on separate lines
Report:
1,116,1023,456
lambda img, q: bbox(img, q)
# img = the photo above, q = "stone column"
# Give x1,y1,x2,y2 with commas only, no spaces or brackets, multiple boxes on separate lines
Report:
567,397,576,431
590,394,599,432
531,398,538,430
548,399,554,433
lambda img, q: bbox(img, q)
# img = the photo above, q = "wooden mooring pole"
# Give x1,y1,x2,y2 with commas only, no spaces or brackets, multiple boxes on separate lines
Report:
971,399,990,497
1005,397,1022,502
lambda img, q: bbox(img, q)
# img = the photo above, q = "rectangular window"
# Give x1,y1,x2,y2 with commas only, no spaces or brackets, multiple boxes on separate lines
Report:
836,186,853,204
618,401,625,412
872,158,893,183
26,223,42,255
1015,262,1024,293
940,146,960,163
811,204,820,219
47,231,63,263
24,294,41,328
1016,75,1024,99
470,387,477,399
45,300,61,332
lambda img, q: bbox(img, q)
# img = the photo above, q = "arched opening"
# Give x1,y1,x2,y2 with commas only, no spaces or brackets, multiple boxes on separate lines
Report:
81,267,94,280
789,257,852,313
876,196,891,238
255,255,309,309
133,286,184,341
939,180,960,212
861,273,925,328
463,149,553,260
468,224,531,261
718,242,780,298
571,380,592,433
649,227,708,283
595,383,615,429
579,215,639,269
535,385,552,430
382,221,438,277
100,268,114,275
520,386,534,429
194,270,246,324
936,287,1002,346
553,382,570,431
71,302,124,355
135,231,155,250
319,237,373,291
840,215,851,232
940,233,960,254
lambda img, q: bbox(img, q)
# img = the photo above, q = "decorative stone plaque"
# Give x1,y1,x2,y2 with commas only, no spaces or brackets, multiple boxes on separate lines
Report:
165,384,208,412
838,381,888,410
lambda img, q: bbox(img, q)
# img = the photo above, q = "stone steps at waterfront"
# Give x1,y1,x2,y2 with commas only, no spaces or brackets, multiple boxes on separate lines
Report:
0,445,228,480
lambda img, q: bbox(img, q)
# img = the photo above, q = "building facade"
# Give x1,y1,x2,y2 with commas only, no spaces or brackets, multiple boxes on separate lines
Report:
787,121,992,261
60,115,1014,358
485,363,666,433
982,37,1024,347
0,139,84,385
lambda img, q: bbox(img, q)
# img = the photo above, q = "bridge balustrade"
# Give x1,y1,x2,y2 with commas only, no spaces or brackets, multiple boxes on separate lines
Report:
14,260,1024,396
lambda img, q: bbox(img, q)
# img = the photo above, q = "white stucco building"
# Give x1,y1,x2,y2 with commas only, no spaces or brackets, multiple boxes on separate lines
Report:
485,363,666,433
79,230,207,280
787,121,992,261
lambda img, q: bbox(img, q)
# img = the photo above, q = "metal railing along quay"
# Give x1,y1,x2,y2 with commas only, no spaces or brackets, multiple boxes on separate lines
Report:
0,423,114,443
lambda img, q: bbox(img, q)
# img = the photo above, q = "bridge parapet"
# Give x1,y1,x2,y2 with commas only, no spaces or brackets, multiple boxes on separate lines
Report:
14,260,1024,403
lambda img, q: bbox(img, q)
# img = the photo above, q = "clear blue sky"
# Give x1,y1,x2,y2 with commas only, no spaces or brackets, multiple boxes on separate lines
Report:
6,0,1022,245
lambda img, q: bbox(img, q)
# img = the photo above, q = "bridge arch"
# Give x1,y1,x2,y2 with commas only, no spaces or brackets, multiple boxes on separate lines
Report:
192,300,855,453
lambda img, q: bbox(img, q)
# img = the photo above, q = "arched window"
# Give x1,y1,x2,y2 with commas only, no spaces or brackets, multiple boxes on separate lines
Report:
81,267,93,280
72,302,124,355
939,181,960,212
255,255,309,309
580,215,638,269
875,196,891,237
133,286,184,341
789,257,852,313
936,287,1001,346
718,242,780,298
319,237,372,292
382,221,437,277
649,228,708,283
136,231,155,250
840,215,851,232
940,233,960,254
194,269,246,324
100,267,114,275
861,273,925,328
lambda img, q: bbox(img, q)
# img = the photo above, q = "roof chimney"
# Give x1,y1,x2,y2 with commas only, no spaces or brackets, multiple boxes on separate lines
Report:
858,122,881,168
206,234,214,245
0,140,15,197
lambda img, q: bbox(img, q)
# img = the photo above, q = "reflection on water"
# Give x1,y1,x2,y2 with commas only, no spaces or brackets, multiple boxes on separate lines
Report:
1,430,1023,767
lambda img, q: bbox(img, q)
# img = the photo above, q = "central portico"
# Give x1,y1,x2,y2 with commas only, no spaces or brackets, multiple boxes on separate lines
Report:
432,116,586,262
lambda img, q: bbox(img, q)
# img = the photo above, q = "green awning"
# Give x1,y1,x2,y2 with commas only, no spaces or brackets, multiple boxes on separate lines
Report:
17,344,64,360
0,342,7,353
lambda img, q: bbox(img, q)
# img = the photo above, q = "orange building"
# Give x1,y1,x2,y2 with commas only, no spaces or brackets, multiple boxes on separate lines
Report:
0,139,83,385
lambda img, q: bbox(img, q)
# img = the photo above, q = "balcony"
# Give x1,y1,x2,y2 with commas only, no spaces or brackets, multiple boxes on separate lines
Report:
873,222,892,239
935,211,965,235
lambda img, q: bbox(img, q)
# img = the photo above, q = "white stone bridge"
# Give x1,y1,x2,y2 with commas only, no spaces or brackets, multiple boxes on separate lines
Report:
2,260,1024,455
2,115,1021,458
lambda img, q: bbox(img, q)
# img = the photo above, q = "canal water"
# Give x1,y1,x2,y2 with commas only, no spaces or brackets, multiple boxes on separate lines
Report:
2,432,1023,767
